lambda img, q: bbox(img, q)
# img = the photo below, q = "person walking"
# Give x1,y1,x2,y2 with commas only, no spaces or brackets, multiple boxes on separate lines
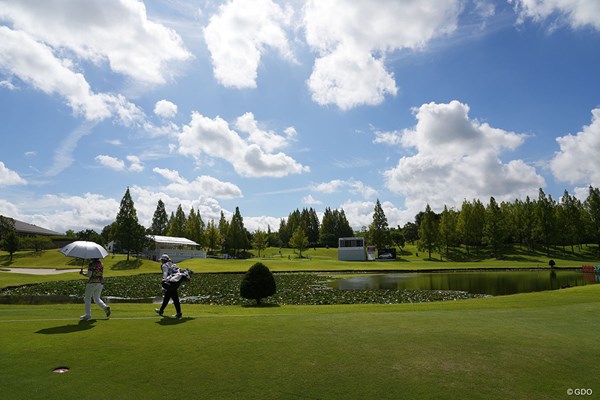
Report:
155,254,182,318
79,258,111,320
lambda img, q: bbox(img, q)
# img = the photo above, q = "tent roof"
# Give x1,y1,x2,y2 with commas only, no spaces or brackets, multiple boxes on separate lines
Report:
147,235,199,246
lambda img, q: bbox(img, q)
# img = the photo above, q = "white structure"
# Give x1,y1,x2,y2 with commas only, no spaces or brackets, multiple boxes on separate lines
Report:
145,235,206,263
338,237,366,261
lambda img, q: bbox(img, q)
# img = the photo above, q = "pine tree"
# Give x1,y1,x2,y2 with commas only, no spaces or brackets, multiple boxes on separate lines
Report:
227,207,248,258
205,219,220,254
150,199,168,235
418,204,439,259
114,187,145,260
168,205,187,237
369,199,391,251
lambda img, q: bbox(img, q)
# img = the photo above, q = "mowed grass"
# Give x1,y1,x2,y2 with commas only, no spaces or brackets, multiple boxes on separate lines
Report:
1,285,599,400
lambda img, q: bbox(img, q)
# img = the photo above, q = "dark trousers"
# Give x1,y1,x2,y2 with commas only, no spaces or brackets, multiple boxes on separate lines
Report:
160,281,181,314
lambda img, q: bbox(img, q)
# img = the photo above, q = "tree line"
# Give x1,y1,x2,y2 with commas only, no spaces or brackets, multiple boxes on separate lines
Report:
3,185,600,260
412,187,600,259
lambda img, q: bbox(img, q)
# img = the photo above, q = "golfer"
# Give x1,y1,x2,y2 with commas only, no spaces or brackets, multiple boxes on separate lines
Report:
79,258,111,320
155,254,182,318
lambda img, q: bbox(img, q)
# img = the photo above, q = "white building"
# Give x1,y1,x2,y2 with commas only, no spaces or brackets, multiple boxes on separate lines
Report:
145,235,206,263
338,237,366,261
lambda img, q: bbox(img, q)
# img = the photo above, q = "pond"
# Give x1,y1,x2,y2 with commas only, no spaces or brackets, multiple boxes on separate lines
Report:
329,269,600,296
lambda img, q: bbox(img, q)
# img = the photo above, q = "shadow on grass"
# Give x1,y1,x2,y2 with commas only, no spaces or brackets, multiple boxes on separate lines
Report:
156,317,194,326
36,320,97,334
111,259,142,270
241,302,280,308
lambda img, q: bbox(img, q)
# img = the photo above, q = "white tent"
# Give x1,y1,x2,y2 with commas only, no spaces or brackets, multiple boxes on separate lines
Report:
146,235,205,262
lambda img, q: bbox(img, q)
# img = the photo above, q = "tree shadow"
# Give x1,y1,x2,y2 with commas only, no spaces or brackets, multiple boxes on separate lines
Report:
36,320,97,334
111,259,142,270
241,302,281,308
156,317,194,326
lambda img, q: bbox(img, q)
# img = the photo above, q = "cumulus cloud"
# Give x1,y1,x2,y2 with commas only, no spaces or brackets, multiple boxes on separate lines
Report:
0,161,27,186
203,0,295,88
339,199,409,230
382,100,545,215
126,155,144,172
312,179,378,199
154,100,178,118
551,107,600,187
25,193,121,233
96,155,126,171
178,112,309,178
512,0,600,30
0,27,144,123
303,0,461,109
0,0,191,84
0,0,189,123
153,167,242,200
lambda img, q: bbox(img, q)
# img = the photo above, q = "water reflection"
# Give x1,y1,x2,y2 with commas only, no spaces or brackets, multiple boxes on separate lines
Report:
331,270,600,296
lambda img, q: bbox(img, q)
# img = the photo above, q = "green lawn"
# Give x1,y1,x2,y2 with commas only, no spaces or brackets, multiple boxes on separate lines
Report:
1,247,599,399
0,285,599,400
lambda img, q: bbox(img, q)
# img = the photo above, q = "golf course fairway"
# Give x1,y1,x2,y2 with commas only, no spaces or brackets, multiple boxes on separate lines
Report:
1,284,598,400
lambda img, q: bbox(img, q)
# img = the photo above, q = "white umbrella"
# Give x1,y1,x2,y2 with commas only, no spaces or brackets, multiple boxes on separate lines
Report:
59,241,108,260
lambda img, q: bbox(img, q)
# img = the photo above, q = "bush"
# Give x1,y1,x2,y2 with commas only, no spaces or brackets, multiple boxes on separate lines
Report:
240,262,276,305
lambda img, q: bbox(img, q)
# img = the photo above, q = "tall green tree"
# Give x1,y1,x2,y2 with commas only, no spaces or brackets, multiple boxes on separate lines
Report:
227,207,249,258
559,190,584,252
204,219,220,254
534,188,556,255
438,206,458,259
168,205,187,237
218,211,230,253
2,231,20,261
114,187,145,260
185,207,205,247
418,204,439,259
584,185,600,256
278,218,290,247
369,199,391,250
0,215,15,241
150,199,169,235
458,199,485,255
252,229,269,257
290,226,309,257
484,197,506,258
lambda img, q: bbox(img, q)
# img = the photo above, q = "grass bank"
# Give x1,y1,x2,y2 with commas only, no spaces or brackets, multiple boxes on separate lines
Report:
0,285,598,400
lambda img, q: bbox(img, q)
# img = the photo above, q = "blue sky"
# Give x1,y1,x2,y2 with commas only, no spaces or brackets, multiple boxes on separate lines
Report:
1,0,600,234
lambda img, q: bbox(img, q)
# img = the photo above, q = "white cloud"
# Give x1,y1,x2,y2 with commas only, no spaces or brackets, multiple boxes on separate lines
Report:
0,27,144,123
0,0,191,85
0,161,27,186
312,179,378,199
551,107,600,187
96,155,126,171
512,0,600,30
126,155,144,172
303,0,461,109
0,79,16,90
153,167,242,200
373,129,403,146
29,193,120,233
303,194,322,205
178,112,309,178
235,112,293,152
383,100,545,216
203,0,295,88
154,100,178,118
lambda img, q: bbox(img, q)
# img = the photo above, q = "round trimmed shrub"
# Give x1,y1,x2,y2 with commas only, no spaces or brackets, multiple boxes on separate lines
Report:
240,262,276,305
